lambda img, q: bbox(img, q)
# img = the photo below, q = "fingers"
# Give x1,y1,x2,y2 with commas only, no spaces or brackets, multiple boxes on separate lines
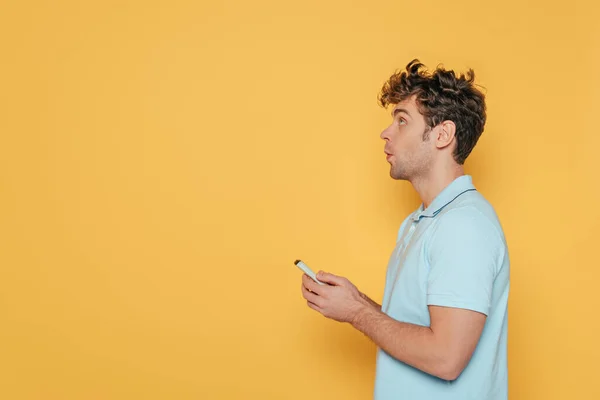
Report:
306,300,323,312
301,280,323,307
302,273,325,295
316,271,346,286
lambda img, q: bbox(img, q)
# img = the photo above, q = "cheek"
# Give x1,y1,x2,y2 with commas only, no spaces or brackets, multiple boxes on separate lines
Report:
416,140,435,161
393,134,407,149
394,136,415,154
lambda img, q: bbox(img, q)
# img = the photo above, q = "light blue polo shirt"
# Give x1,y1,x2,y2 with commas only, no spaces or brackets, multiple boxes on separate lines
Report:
374,175,509,400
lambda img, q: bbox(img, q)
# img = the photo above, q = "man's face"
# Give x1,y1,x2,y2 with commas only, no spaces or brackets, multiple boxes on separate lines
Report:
380,95,434,181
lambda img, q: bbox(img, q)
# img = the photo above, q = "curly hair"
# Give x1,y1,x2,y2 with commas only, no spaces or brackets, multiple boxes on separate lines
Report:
378,59,487,165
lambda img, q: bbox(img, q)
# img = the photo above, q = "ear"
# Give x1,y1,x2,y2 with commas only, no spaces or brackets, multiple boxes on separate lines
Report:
435,120,456,149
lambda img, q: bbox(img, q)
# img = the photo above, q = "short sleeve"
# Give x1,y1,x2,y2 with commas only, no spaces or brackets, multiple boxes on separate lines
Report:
426,207,503,316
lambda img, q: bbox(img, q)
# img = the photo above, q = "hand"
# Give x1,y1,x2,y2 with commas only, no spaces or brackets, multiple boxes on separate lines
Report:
300,271,371,324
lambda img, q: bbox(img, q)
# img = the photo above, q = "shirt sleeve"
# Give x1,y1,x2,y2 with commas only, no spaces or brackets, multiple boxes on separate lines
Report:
426,207,504,316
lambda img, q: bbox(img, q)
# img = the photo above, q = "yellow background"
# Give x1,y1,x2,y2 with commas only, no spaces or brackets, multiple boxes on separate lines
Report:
1,0,598,398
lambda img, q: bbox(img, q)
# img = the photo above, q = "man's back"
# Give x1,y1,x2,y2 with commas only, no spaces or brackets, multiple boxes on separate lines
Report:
374,175,509,399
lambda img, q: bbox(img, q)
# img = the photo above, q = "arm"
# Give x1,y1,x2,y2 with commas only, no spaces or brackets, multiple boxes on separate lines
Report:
359,292,381,311
302,273,485,381
351,303,485,381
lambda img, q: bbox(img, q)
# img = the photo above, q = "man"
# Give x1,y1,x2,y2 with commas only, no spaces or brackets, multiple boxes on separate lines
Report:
300,59,509,399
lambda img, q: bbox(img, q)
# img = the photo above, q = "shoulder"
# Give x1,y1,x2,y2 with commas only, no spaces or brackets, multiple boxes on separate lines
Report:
426,201,507,275
428,196,506,253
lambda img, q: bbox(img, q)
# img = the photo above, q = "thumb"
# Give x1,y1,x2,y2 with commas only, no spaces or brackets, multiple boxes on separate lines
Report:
316,271,345,286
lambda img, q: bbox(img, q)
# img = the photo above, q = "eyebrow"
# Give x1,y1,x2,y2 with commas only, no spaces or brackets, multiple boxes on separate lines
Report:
391,108,411,118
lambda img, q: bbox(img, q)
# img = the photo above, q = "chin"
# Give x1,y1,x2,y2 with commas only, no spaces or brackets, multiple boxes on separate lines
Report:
390,167,408,181
390,171,404,181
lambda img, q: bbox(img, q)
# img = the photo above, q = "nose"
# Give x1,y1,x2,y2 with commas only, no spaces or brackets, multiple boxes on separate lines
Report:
380,125,391,141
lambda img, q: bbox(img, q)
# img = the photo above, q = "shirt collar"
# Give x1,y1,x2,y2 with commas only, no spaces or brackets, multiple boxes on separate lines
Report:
411,175,476,221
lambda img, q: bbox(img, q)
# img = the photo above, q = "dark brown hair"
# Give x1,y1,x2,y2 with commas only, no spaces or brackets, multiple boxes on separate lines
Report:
378,59,487,165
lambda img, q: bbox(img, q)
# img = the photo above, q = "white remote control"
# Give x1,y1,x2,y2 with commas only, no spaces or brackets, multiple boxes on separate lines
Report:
294,259,325,285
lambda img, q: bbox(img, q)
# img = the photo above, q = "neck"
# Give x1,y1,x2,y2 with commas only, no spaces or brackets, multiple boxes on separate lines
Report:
410,163,465,209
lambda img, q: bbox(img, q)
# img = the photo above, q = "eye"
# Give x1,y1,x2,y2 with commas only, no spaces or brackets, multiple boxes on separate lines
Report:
398,117,406,125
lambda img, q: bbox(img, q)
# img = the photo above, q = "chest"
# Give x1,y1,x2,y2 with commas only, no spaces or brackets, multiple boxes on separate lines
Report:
381,220,434,326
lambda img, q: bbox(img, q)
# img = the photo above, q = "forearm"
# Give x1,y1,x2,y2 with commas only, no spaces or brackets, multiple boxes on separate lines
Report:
351,305,452,380
359,292,381,311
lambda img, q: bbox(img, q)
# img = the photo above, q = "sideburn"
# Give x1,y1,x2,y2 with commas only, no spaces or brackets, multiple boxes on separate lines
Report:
422,125,432,141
